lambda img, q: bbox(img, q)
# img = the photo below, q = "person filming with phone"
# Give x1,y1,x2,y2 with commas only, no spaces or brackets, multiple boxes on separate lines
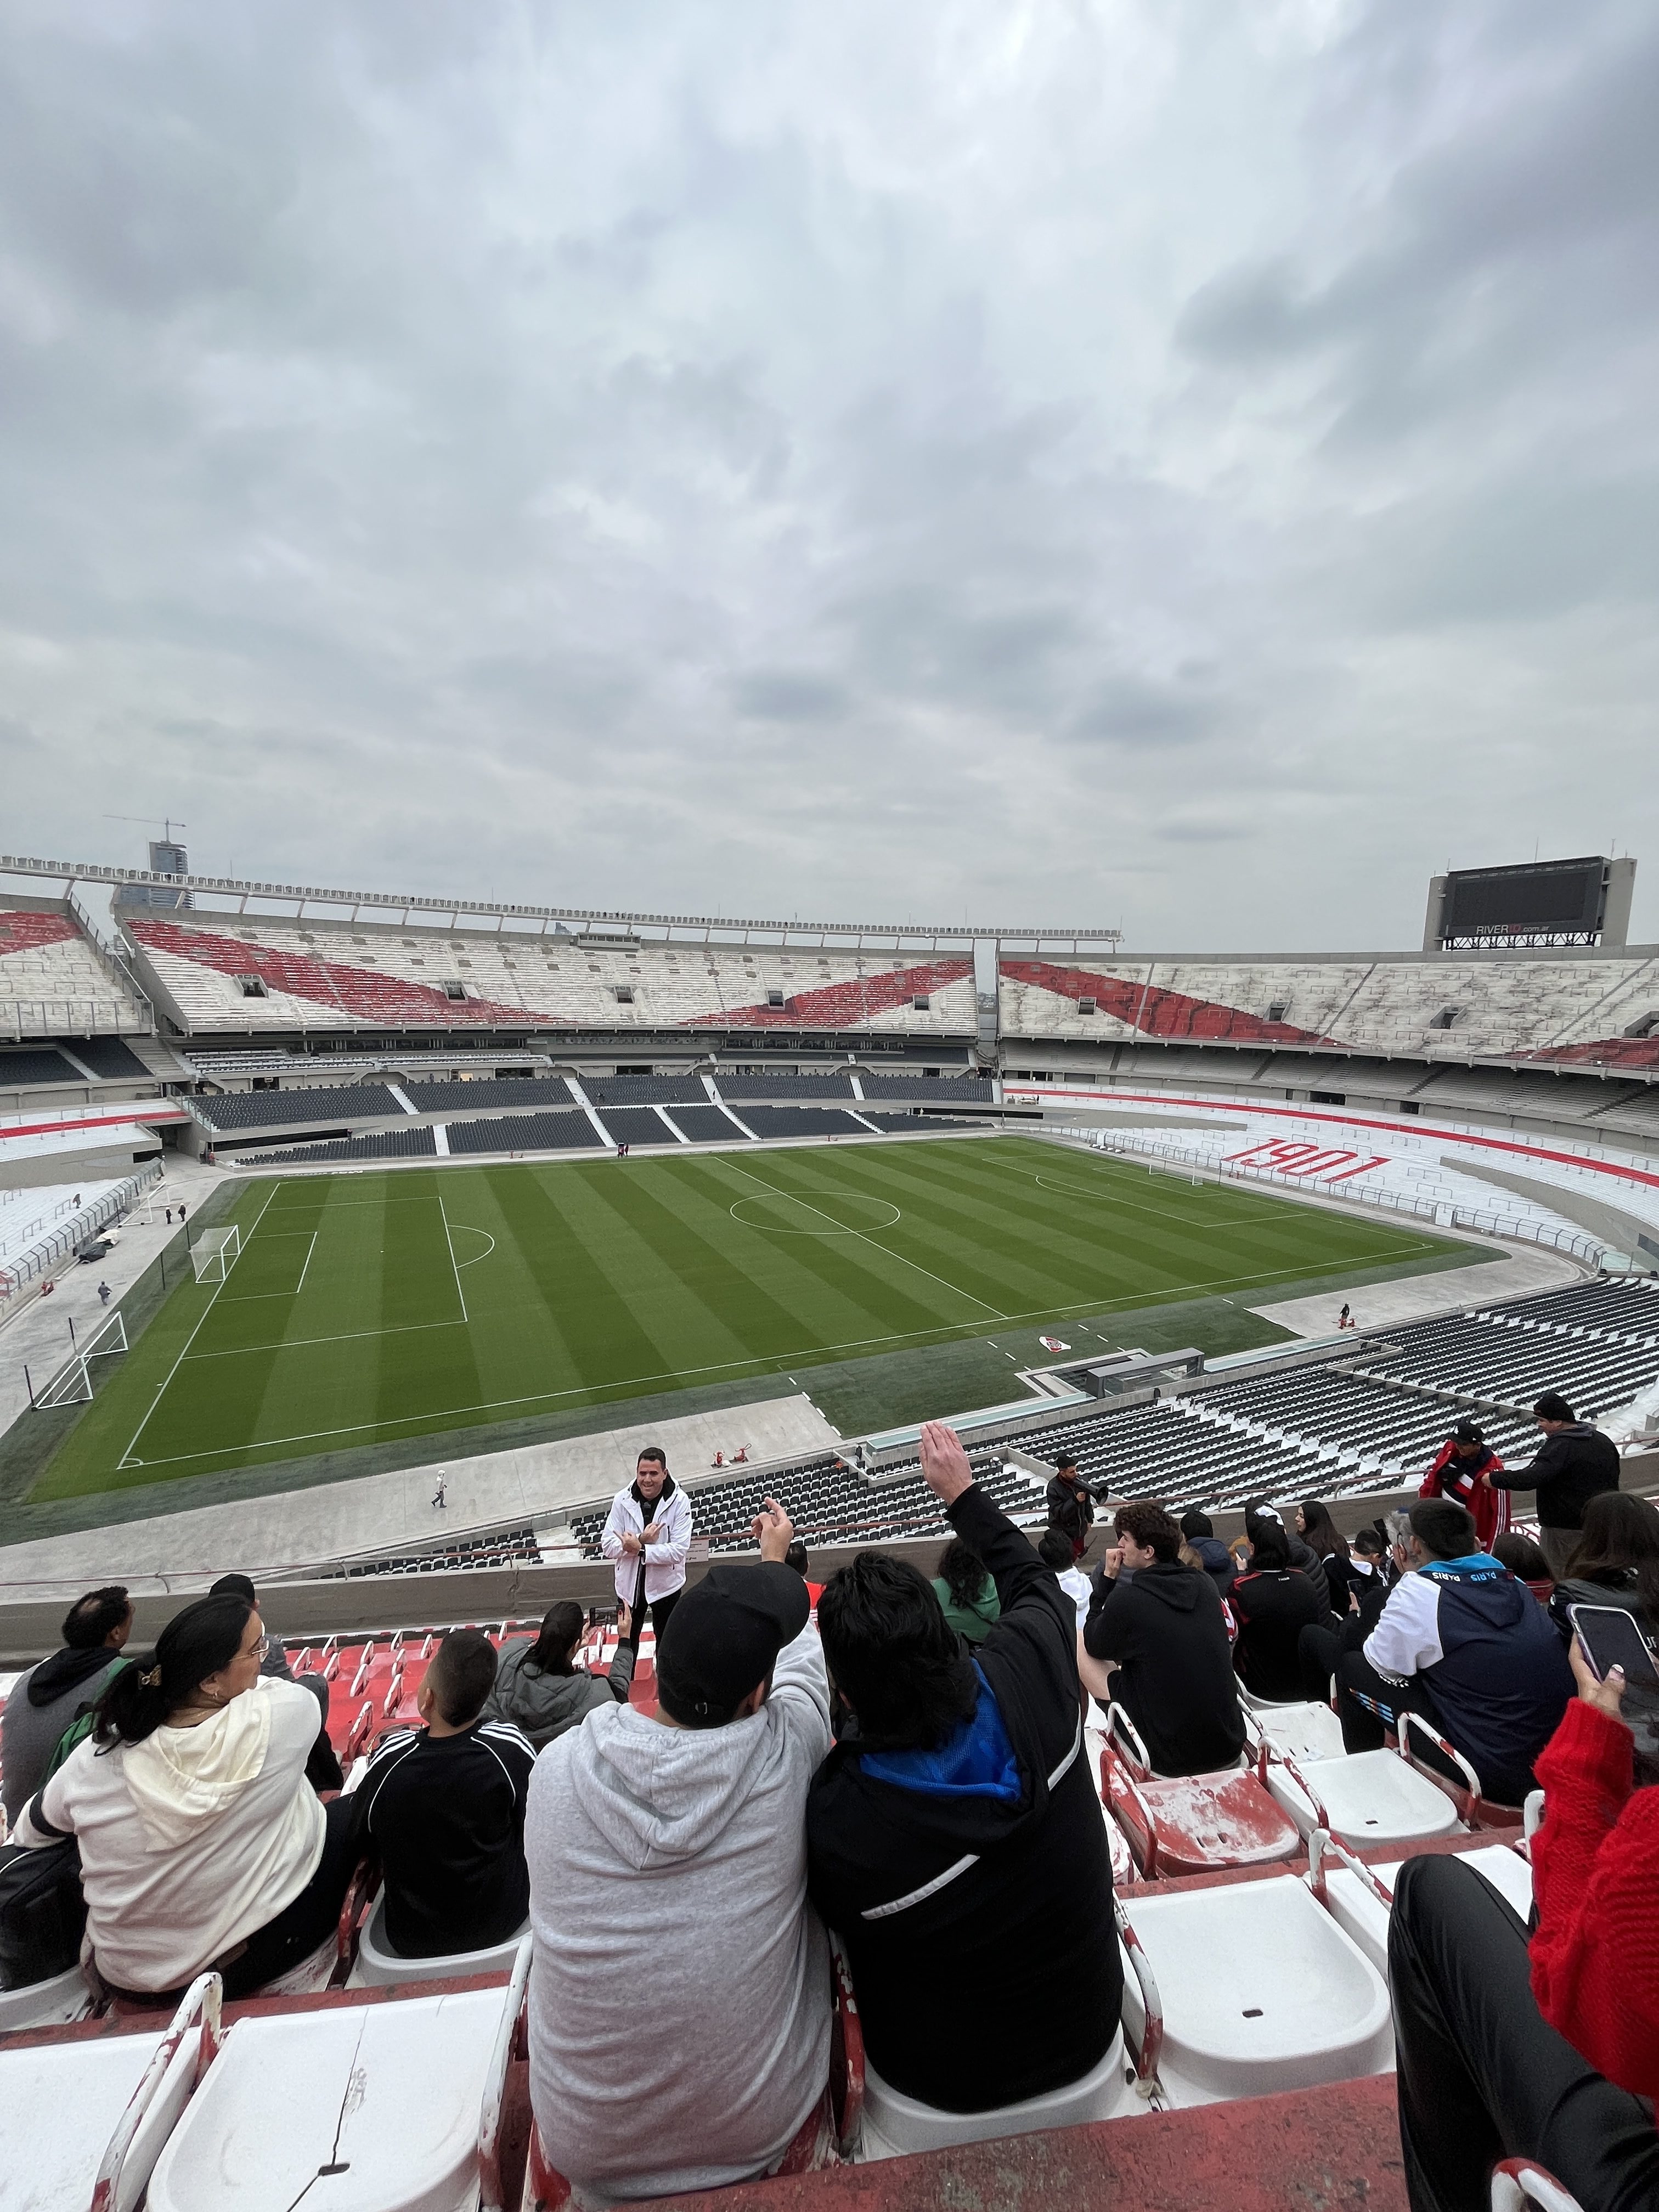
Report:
1388,1603,1659,2210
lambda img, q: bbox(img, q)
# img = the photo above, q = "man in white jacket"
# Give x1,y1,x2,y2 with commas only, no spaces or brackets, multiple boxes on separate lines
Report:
526,1500,832,2205
601,1445,693,1650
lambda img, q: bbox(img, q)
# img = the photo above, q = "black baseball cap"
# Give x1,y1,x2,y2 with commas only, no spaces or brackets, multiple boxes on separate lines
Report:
656,1563,809,1728
1453,1419,1483,1444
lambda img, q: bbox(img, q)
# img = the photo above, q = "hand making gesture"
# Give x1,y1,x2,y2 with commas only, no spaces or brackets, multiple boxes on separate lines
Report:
751,1498,795,1563
919,1420,975,1505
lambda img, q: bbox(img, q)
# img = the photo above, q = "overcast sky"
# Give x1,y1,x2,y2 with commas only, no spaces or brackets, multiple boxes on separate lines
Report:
2,0,1656,951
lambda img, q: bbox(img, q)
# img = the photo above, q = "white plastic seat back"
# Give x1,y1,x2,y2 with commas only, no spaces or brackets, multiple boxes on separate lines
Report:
145,1974,519,2210
1463,1843,1535,1923
1251,1701,1347,1764
1492,2158,1587,2211
1238,1684,1308,1712
0,2015,200,2212
1116,1874,1392,2107
353,1894,531,1987
1317,1842,1534,1974
860,2026,1137,2159
1266,1748,1462,1847
0,1960,92,2032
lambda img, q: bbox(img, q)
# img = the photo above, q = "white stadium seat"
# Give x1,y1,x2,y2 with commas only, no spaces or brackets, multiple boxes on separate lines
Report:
1116,1874,1394,2107
352,1893,531,1987
1263,1745,1463,1849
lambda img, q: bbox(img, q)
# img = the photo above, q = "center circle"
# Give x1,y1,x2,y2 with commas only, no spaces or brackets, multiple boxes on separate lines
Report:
730,1192,902,1235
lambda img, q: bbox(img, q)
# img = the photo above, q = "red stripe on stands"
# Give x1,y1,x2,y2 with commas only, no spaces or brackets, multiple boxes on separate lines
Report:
1,1108,188,1141
1018,1087,1659,1194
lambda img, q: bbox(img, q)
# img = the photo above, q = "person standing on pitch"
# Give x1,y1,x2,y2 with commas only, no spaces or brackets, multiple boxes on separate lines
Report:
603,1446,693,1650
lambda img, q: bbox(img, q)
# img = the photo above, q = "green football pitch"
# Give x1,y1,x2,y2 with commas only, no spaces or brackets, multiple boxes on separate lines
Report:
33,1136,1464,1499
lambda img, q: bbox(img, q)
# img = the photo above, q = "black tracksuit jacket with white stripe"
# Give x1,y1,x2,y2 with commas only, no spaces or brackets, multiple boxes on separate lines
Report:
806,1483,1121,2112
348,1718,535,1959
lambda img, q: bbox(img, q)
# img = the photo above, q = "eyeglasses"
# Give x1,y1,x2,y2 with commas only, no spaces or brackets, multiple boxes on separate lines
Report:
244,1633,269,1663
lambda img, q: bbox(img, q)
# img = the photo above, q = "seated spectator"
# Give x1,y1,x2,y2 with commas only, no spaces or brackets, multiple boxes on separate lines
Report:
1036,1525,1093,1626
1492,1528,1556,1605
1295,1498,1359,1613
1297,1526,1396,1702
1229,1518,1330,1701
526,1502,831,2202
483,1600,636,1748
1083,1503,1245,1776
350,1629,535,1958
785,1540,825,1610
931,1535,1001,1645
1419,1418,1509,1554
1180,1508,1235,1600
1389,1637,1659,2211
808,1423,1120,2115
12,1593,354,2001
1045,1453,1097,1560
1335,1498,1572,1804
1488,1392,1622,1579
1548,1490,1659,1641
1,1584,132,1824
208,1571,338,1788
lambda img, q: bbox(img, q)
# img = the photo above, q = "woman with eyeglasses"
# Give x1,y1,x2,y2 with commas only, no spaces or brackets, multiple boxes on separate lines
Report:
10,1590,357,2002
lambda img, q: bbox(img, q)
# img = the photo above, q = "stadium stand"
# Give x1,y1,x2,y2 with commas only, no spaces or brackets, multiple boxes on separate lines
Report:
399,1076,568,1114
659,1103,753,1144
55,1036,153,1080
714,1071,858,1101
0,1047,83,1088
252,1127,439,1165
729,1106,882,1141
581,1073,713,1107
858,1073,996,1103
193,1084,401,1133
445,1109,600,1154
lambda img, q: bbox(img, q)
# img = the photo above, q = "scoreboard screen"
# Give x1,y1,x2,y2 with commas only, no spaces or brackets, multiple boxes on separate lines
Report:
1438,857,1607,946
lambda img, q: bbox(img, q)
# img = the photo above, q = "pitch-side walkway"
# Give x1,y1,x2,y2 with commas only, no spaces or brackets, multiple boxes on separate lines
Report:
1250,1243,1585,1340
0,1158,228,1437
0,1391,842,1603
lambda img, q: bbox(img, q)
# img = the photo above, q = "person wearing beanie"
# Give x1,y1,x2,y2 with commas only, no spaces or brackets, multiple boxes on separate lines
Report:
524,1501,831,2203
1179,1509,1237,1601
1418,1419,1510,1555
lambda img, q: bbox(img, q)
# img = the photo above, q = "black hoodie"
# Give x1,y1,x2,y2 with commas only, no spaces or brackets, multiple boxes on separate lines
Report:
1084,1562,1246,1777
806,1484,1120,2114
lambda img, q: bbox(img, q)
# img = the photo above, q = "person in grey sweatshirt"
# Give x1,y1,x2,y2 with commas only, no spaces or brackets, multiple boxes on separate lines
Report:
1,1584,132,1822
524,1503,832,2207
482,1600,637,1749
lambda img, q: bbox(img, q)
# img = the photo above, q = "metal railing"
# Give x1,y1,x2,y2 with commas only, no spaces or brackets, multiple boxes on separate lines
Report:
0,1160,163,1305
2,998,153,1042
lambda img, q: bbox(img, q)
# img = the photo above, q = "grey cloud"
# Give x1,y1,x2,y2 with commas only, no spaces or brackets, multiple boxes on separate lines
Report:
731,670,851,722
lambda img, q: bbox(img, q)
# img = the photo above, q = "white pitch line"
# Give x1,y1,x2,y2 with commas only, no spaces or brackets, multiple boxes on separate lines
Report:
438,1189,469,1324
718,1155,1011,1321
294,1231,319,1296
117,1237,1423,1475
183,1317,469,1362
117,1180,284,1469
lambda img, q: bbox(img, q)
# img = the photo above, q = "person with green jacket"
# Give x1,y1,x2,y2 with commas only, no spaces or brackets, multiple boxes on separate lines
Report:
932,1537,1001,1645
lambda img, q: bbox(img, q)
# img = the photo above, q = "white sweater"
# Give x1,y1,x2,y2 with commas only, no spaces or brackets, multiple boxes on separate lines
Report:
601,1481,693,1607
16,1677,325,1992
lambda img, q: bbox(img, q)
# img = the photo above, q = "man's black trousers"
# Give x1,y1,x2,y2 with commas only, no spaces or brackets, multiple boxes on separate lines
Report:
1389,1853,1659,2212
627,1584,681,1651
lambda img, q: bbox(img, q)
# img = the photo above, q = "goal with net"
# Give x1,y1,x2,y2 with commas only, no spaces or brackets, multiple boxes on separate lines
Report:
33,1308,129,1409
191,1224,242,1285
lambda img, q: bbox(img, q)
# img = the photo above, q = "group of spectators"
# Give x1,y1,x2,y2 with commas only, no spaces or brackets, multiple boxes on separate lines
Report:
1,1392,1655,2210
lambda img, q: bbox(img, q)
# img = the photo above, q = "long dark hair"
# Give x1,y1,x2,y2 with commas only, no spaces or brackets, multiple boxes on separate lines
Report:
820,1553,978,1751
1564,1493,1659,1622
94,1593,252,1748
524,1601,586,1677
936,1536,990,1612
1298,1499,1350,1564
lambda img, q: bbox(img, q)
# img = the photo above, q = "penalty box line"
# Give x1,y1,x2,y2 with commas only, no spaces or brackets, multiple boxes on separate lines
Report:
119,1248,1363,1475
117,1180,285,1470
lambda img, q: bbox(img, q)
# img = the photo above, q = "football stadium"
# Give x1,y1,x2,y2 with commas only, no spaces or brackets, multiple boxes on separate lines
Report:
2,844,1657,2210
4,9,1659,2207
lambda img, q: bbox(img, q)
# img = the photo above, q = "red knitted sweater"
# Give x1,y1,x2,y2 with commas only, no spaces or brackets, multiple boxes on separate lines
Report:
1529,1696,1659,2102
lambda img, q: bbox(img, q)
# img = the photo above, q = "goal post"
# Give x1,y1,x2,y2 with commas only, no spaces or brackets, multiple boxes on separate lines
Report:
191,1224,242,1285
33,1309,129,1410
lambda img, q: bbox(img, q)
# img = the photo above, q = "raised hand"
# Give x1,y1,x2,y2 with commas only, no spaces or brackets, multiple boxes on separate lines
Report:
918,1420,975,1505
752,1497,795,1562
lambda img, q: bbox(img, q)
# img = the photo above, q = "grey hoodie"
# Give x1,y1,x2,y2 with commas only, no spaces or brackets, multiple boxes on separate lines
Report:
525,1624,832,2205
